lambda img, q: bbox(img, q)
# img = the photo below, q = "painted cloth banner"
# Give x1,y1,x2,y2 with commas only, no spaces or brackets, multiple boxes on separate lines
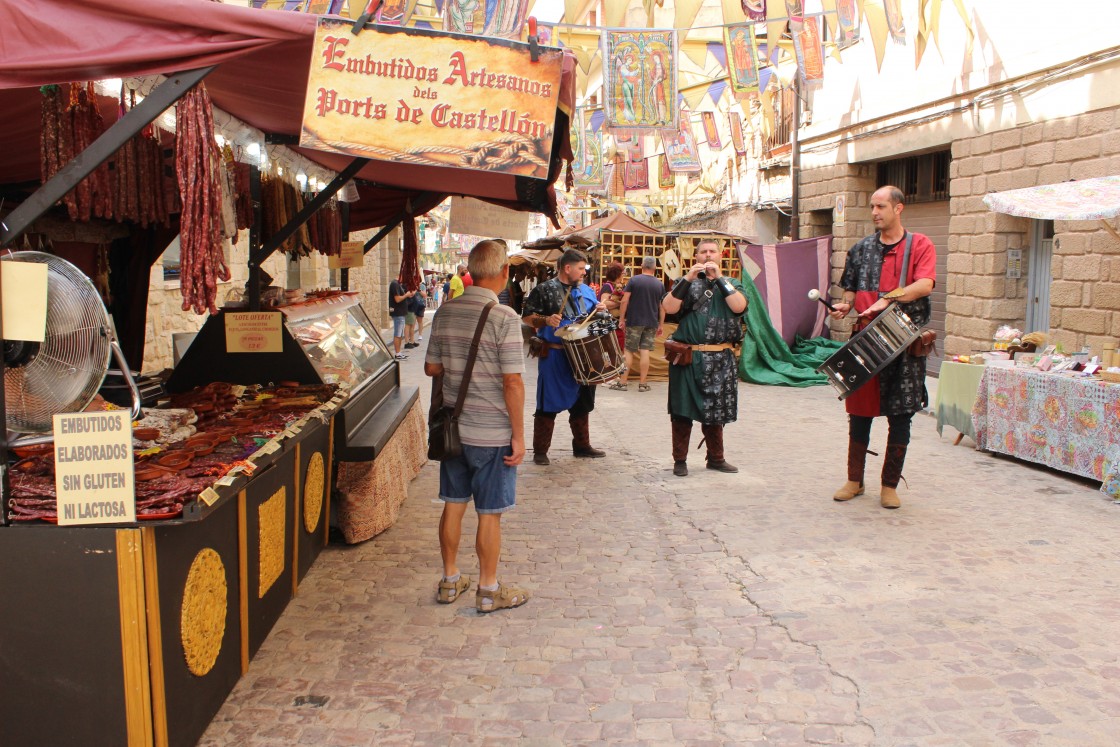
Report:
738,236,831,344
884,0,906,45
701,111,722,149
660,113,701,173
302,19,563,178
742,0,766,21
614,128,644,161
622,158,649,190
442,0,529,39
658,154,674,188
571,109,605,188
603,29,678,130
729,110,746,155
724,23,760,94
836,0,860,48
793,15,825,89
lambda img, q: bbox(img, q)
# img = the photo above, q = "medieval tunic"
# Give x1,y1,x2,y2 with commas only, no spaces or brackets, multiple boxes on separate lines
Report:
523,277,600,413
667,276,747,424
840,231,937,417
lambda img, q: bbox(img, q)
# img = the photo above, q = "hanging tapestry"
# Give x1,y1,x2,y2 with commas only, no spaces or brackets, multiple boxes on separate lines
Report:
614,129,644,162
884,0,906,45
793,15,824,89
836,0,860,49
484,0,531,39
622,158,650,190
658,154,674,188
603,29,678,130
701,111,722,149
729,110,746,156
723,23,760,94
660,112,701,172
572,110,605,189
742,0,766,22
375,0,408,25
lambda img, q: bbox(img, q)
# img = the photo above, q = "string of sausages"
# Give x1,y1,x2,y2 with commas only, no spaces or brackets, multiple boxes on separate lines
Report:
176,82,230,315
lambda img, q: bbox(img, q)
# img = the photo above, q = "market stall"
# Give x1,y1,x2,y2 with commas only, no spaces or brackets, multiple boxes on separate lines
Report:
0,3,576,745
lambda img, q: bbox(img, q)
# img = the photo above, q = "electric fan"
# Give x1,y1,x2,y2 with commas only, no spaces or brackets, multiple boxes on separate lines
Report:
3,251,140,434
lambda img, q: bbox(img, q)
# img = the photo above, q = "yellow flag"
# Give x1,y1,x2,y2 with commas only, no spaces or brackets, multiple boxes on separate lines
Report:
681,39,710,69
767,1,786,60
863,0,889,72
951,0,974,57
564,0,581,25
602,0,628,28
682,85,708,110
674,0,706,38
821,0,839,39
719,0,743,26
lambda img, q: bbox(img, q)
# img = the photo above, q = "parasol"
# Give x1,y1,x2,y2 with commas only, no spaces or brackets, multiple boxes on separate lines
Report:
983,175,1120,242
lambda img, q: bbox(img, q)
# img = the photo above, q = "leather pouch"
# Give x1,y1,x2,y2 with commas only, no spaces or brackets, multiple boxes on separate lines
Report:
663,338,693,366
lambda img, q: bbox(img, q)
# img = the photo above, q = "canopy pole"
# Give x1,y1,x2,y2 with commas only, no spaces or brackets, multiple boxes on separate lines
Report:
0,67,214,247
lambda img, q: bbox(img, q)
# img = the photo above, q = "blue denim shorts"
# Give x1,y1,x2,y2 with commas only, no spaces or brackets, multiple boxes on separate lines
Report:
391,315,406,337
439,444,517,514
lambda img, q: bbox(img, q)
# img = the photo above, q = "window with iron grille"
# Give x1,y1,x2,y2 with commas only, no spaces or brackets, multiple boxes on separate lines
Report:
764,87,796,158
876,151,950,203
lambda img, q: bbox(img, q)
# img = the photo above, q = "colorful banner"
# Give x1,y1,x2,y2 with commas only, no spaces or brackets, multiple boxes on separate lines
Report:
658,154,674,188
622,158,649,190
301,19,563,179
602,29,678,130
614,128,644,162
571,110,605,189
442,0,529,38
660,113,701,173
742,0,766,22
729,110,746,156
375,0,408,25
701,111,722,149
794,15,825,89
884,0,906,44
723,23,760,94
836,0,860,48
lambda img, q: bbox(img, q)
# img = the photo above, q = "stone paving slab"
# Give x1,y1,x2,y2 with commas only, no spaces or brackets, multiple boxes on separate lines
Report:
200,348,1120,746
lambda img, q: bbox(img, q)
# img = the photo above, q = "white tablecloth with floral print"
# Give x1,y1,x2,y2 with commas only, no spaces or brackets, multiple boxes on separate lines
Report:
971,366,1120,498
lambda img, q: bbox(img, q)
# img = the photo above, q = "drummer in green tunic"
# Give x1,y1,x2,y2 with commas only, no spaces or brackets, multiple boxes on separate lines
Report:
661,238,748,477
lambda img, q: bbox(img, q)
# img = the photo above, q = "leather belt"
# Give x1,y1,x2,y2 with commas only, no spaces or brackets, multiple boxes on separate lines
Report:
693,343,739,352
546,342,565,350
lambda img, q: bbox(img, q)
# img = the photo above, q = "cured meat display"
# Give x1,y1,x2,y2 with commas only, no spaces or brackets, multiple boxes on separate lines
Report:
260,173,312,258
176,82,231,315
7,382,338,522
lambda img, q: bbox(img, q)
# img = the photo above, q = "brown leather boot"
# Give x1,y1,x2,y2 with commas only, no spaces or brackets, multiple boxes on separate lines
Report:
700,424,738,473
833,439,868,501
533,415,554,465
671,419,692,476
570,414,605,458
880,443,907,509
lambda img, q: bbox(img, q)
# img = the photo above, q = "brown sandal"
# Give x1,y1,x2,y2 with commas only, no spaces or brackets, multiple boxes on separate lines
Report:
437,575,471,604
476,582,530,613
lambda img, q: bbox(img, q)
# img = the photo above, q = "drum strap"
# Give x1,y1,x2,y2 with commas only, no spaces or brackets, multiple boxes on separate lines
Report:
896,232,914,288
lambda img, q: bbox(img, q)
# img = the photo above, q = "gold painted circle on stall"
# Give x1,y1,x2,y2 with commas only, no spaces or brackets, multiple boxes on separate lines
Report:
180,547,227,677
303,452,325,534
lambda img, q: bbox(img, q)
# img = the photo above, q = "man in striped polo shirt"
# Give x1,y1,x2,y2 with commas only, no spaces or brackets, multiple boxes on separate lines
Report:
424,240,530,613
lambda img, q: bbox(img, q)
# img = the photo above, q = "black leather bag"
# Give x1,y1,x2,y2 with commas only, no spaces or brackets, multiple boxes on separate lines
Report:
427,301,496,461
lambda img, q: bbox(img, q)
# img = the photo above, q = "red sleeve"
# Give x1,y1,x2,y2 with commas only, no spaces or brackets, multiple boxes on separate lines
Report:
910,233,937,285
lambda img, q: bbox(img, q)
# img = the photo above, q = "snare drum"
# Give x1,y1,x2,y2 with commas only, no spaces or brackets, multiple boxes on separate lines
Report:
817,304,921,399
556,324,626,385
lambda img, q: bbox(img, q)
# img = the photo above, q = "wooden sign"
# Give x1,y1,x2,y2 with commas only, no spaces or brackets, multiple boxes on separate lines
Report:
53,411,135,525
225,312,284,353
301,19,564,179
328,241,365,269
449,196,530,241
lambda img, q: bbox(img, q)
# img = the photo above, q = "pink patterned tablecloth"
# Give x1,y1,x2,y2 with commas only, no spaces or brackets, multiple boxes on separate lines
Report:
972,366,1120,498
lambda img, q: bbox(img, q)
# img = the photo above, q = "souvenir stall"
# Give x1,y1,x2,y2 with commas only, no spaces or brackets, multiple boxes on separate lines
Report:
936,177,1120,498
0,3,575,746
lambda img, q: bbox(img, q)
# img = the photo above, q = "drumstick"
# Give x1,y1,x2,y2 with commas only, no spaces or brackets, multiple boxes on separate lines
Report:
807,289,838,312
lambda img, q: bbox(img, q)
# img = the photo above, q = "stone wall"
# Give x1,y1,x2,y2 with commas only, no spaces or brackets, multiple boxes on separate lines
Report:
946,105,1120,356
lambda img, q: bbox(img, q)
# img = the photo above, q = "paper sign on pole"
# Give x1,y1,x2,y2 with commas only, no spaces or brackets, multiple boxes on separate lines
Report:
328,241,365,269
53,411,135,525
1,261,48,342
301,19,564,179
225,312,284,353
449,196,531,242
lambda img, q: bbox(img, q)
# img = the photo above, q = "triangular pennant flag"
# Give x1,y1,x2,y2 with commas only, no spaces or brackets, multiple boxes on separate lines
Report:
572,46,594,75
707,79,728,107
863,0,890,72
602,0,628,28
821,0,839,39
682,39,710,68
682,85,707,110
951,0,974,58
590,109,606,132
708,41,728,70
563,0,580,27
758,66,772,93
767,1,786,58
719,0,745,26
674,0,706,39
915,0,931,68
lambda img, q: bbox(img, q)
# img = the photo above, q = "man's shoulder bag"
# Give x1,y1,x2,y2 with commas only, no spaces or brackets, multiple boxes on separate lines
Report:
428,301,496,461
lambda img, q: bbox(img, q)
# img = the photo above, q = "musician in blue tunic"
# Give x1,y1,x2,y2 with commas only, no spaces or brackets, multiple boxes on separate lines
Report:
522,249,609,465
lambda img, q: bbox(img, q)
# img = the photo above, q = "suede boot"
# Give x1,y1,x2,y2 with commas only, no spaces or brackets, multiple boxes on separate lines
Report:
671,419,692,476
880,443,907,509
700,424,738,473
533,415,555,465
570,414,605,458
833,439,868,501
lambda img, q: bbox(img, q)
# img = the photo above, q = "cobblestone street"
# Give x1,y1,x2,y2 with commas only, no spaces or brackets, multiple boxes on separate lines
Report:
201,350,1120,746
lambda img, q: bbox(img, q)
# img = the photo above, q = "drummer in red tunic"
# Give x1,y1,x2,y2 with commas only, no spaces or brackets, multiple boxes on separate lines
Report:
827,186,937,509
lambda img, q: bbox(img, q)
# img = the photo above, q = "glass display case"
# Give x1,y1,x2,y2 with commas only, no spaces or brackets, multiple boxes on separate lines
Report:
280,294,393,391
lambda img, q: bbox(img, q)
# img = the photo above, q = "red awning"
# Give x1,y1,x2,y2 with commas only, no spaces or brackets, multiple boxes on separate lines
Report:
0,0,576,229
